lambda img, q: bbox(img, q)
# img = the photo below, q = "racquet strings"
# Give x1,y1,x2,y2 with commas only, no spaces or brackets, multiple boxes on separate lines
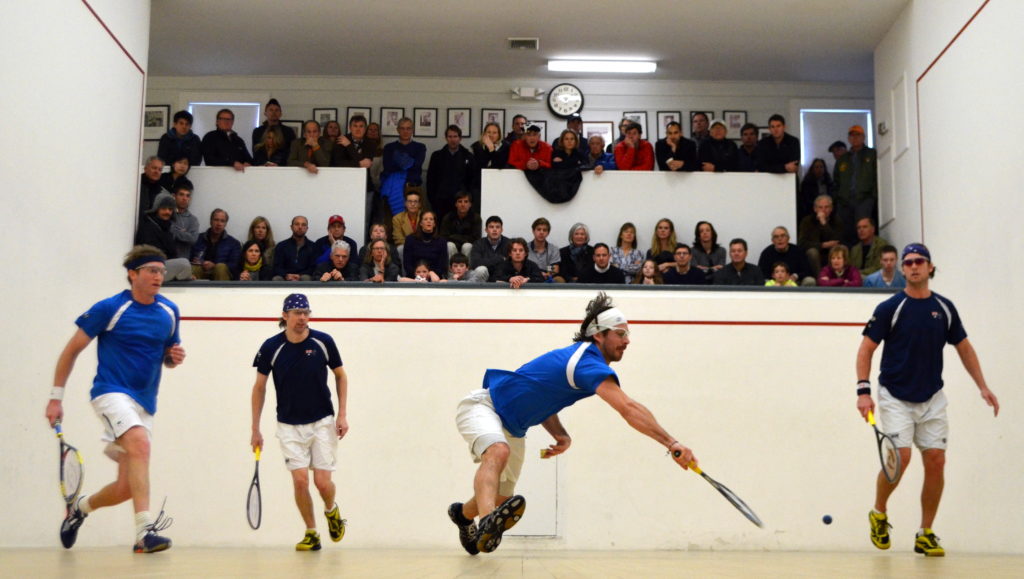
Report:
879,435,901,482
61,448,83,502
247,481,261,529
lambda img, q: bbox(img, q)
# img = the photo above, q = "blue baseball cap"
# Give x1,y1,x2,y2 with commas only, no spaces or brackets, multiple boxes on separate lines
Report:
283,293,310,311
901,243,931,261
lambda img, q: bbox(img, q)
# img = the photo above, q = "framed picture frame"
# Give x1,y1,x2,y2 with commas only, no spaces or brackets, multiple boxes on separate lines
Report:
312,108,337,126
380,107,405,137
143,105,170,141
722,110,747,140
447,107,471,138
623,111,648,136
346,106,372,125
689,110,715,138
413,107,438,138
759,126,772,141
656,111,681,140
530,120,547,142
481,108,505,134
281,120,304,138
581,121,615,148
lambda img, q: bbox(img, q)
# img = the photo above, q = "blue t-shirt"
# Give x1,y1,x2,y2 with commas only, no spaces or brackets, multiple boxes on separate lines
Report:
484,342,618,437
254,329,342,425
862,291,967,402
75,290,181,414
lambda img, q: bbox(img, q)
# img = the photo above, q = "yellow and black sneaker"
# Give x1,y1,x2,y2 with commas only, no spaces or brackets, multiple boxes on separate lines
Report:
914,528,945,557
325,505,346,542
869,510,892,550
296,530,322,551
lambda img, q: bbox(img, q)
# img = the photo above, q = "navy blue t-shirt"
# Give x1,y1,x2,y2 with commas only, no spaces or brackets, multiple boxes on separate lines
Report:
863,291,967,402
254,329,342,425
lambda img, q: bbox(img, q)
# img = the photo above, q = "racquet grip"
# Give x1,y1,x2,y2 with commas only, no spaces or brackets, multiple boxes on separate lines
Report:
867,410,877,426
54,420,63,435
255,447,261,461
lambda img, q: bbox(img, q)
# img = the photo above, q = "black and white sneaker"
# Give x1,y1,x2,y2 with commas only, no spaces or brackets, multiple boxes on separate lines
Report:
60,496,88,549
476,495,526,554
447,502,479,555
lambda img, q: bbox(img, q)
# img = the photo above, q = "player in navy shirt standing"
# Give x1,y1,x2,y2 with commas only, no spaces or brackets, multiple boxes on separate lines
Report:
856,243,999,557
45,245,185,554
251,294,349,551
448,292,698,555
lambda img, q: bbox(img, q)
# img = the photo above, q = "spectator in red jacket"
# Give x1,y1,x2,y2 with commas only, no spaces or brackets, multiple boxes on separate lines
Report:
614,122,654,171
507,125,551,171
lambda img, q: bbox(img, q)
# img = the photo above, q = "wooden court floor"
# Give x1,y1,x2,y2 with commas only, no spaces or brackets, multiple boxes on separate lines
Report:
2,547,1021,578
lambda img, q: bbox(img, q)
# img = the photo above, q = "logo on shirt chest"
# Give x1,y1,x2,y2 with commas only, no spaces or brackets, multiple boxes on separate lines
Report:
305,349,315,357
931,311,943,320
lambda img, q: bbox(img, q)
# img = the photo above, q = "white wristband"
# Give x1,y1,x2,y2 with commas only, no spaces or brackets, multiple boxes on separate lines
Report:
50,387,65,401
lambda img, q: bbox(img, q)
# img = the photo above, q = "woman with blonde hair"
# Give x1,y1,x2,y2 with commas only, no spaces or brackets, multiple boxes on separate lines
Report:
246,216,276,270
253,125,287,166
646,218,680,273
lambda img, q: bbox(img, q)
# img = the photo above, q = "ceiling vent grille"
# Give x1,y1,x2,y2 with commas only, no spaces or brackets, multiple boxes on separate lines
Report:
508,38,539,51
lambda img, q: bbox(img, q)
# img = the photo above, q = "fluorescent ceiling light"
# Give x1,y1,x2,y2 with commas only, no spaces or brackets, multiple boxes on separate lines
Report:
548,60,656,74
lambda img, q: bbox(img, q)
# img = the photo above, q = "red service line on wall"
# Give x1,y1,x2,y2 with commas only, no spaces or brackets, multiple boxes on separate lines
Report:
181,316,862,327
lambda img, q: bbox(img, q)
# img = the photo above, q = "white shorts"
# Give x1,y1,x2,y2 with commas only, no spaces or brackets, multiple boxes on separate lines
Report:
91,392,153,461
276,415,338,471
456,389,525,496
879,386,949,451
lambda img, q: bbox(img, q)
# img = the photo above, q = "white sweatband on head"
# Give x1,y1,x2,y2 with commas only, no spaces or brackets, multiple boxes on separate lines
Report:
50,387,65,401
585,307,628,336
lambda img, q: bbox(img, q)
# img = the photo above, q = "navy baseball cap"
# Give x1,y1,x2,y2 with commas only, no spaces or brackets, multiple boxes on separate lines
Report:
901,243,931,261
283,293,310,311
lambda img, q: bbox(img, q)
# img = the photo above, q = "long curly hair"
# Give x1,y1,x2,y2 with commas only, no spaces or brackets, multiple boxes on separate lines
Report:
573,292,616,343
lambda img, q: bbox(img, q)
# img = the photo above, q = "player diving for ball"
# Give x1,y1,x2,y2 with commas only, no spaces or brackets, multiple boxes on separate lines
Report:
448,292,697,555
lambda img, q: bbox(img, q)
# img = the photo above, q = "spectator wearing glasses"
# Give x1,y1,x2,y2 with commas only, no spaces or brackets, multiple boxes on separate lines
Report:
202,108,253,170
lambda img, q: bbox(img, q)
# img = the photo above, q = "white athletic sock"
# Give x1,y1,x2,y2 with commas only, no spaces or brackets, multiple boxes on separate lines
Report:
325,502,338,514
135,511,153,542
307,528,318,535
917,527,928,536
77,495,94,515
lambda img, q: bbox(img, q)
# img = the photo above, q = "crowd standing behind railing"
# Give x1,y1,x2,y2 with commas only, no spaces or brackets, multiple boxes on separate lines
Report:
143,100,885,288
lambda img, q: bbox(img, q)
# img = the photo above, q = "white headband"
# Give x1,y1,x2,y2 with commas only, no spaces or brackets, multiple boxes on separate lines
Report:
585,307,628,337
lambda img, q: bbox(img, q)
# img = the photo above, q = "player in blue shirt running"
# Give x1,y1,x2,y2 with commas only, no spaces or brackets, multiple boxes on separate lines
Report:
251,293,349,551
45,245,185,554
448,292,697,555
856,243,999,557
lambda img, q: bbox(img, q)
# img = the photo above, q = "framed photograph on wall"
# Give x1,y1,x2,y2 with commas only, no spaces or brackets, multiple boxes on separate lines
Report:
722,110,747,139
143,105,170,141
759,126,772,141
531,120,547,142
581,121,615,148
312,108,337,126
656,111,681,140
281,119,304,137
622,111,648,136
413,108,438,138
447,108,471,138
481,108,505,133
381,107,405,137
347,106,372,124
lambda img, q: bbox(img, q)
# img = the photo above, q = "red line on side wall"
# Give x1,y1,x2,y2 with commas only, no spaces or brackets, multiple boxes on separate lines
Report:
81,0,144,74
181,316,862,328
915,0,990,242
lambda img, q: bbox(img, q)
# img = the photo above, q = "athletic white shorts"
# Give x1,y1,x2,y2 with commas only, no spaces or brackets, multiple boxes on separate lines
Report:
878,386,948,451
91,392,153,461
276,415,338,471
456,389,525,496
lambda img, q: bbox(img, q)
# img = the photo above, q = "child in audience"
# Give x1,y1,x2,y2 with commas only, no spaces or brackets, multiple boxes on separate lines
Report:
399,260,441,283
632,259,664,285
765,262,797,287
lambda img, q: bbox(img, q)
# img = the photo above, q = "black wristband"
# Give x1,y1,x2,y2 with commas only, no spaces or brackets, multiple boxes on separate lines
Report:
857,386,871,396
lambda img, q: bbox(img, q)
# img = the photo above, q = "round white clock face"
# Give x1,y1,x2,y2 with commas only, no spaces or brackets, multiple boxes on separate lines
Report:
548,83,584,118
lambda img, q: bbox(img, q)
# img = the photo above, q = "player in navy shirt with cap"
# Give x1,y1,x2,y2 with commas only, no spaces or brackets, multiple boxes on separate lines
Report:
855,243,999,557
251,293,349,551
45,244,185,554
448,293,698,555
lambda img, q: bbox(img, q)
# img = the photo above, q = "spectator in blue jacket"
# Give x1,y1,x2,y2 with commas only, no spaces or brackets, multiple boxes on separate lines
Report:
190,208,242,280
273,215,318,281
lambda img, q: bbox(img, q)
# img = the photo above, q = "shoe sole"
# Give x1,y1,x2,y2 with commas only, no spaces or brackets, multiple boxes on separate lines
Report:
914,546,945,557
296,543,322,551
133,541,172,554
477,496,526,554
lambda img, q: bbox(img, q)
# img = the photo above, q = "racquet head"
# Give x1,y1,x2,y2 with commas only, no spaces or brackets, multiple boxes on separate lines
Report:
682,458,763,528
55,421,84,506
878,433,901,483
247,447,262,529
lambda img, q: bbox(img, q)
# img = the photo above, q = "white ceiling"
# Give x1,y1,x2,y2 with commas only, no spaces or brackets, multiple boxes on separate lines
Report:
149,0,908,83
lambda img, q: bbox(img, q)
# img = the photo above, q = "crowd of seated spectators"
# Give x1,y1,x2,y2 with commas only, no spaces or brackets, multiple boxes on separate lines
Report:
143,101,887,289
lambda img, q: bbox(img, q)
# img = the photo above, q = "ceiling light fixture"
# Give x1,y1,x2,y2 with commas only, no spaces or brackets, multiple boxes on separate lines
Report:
547,60,656,74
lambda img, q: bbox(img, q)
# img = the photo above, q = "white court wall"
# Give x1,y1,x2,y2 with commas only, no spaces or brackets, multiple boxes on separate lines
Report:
186,167,368,245
5,287,1020,553
483,170,796,250
0,0,151,549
